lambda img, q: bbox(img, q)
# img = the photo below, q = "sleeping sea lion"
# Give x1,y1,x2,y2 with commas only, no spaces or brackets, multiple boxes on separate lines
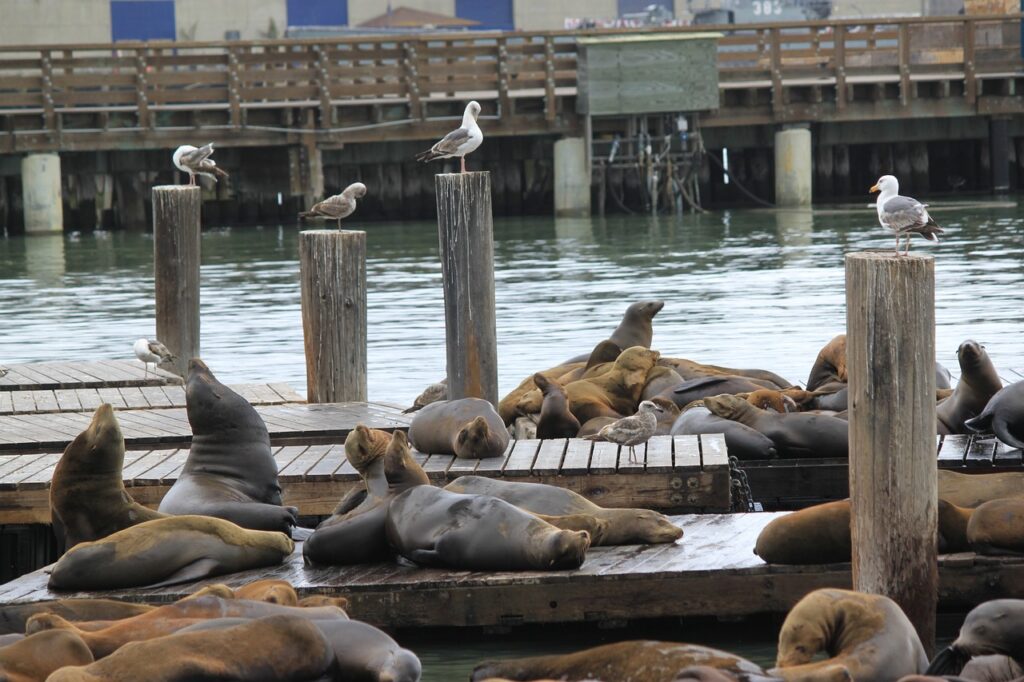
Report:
409,398,509,458
928,599,1024,676
744,389,797,413
671,403,777,461
664,375,786,409
0,630,93,682
233,579,298,605
704,394,848,459
48,515,293,591
642,366,684,401
559,346,660,424
658,357,792,389
158,359,297,534
0,599,153,635
965,380,1024,450
533,373,581,439
937,341,1003,435
50,403,165,553
498,362,584,425
967,498,1024,555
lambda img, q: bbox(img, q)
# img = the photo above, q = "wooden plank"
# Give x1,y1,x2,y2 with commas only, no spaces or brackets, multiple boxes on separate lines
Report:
302,445,344,481
502,439,539,476
701,433,729,471
589,441,619,474
938,434,970,465
993,441,1023,467
560,439,592,475
278,445,329,479
673,435,701,471
645,436,673,473
422,454,454,481
965,435,996,467
474,439,512,476
617,441,646,471
532,439,565,475
117,387,151,410
29,390,59,413
447,454,481,476
138,386,174,408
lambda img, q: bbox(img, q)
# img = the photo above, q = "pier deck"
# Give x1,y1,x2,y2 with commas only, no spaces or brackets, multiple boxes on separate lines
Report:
1,512,1020,629
0,360,181,391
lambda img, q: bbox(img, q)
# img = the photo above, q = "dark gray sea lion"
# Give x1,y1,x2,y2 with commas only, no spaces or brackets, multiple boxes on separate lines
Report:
50,403,166,553
671,404,777,460
386,485,591,571
642,365,684,401
562,301,665,364
937,340,1003,435
0,630,93,682
659,357,792,390
0,599,153,635
409,397,509,458
48,515,293,591
966,380,1024,450
928,600,1024,676
533,373,580,439
158,359,297,534
936,362,953,390
704,394,848,459
576,415,617,437
663,375,782,409
443,475,682,545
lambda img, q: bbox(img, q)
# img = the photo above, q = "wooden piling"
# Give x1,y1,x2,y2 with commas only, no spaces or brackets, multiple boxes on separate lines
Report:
152,185,200,377
846,251,937,654
299,230,367,403
434,172,498,405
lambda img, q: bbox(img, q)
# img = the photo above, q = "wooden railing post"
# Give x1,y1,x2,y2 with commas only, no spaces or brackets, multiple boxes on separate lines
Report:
152,185,201,377
402,41,423,120
769,28,784,115
299,230,367,403
964,18,977,108
834,24,847,111
898,23,911,107
434,172,498,405
39,50,55,133
227,48,242,130
544,36,557,122
846,251,937,654
134,49,151,129
497,37,512,118
313,44,333,127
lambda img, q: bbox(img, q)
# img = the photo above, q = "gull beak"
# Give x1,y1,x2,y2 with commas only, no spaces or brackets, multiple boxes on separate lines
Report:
869,184,880,193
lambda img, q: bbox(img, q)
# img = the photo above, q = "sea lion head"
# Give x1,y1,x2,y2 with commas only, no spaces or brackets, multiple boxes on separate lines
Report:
532,373,556,395
375,647,423,682
63,403,124,474
746,390,797,413
515,388,543,416
626,300,665,321
585,340,623,371
951,599,1024,659
544,529,590,570
297,595,350,610
234,578,298,605
345,424,386,472
616,347,661,373
614,509,684,544
704,394,753,421
455,416,494,458
956,340,988,371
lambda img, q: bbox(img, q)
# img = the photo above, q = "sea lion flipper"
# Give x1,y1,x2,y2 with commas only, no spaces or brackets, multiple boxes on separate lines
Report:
991,415,1024,450
964,411,993,433
673,376,729,393
407,549,443,567
145,557,224,588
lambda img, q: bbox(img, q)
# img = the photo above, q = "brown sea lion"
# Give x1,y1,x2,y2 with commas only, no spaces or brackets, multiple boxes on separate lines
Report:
937,470,1024,508
471,641,773,682
585,339,624,371
385,485,591,571
409,398,509,458
533,373,581,439
658,357,792,389
45,614,335,682
332,427,427,516
443,475,682,545
0,630,93,682
498,362,584,424
158,359,297,534
744,389,798,413
966,380,1024,450
233,579,298,605
806,334,847,391
50,404,165,553
561,346,661,424
770,588,928,681
968,498,1024,555
937,340,1003,435
576,415,617,438
930,600,1024,676
671,403,778,461
704,394,848,459
48,515,294,591
0,600,153,636
663,375,785,410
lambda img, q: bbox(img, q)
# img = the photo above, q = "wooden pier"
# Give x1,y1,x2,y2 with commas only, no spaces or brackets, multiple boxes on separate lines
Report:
0,360,181,391
2,511,1021,629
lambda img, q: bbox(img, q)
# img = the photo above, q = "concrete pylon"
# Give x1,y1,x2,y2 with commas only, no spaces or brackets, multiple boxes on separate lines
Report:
21,153,63,233
774,126,812,207
554,137,591,217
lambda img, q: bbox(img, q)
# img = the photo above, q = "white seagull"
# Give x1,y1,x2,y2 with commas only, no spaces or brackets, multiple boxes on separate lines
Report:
298,182,367,229
584,400,664,464
133,338,176,378
172,143,229,186
870,174,944,256
415,101,483,173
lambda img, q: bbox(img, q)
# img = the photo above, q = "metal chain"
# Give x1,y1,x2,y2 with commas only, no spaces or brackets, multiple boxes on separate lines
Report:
729,455,756,513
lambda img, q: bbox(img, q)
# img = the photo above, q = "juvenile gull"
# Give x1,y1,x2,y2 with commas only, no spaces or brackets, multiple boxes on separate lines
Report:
133,338,176,378
415,101,483,173
298,182,367,229
584,400,663,464
870,174,944,256
172,143,228,186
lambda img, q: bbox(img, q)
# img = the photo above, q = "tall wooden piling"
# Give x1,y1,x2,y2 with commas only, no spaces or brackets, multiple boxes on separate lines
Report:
434,172,498,405
152,185,200,377
846,251,937,653
299,230,367,403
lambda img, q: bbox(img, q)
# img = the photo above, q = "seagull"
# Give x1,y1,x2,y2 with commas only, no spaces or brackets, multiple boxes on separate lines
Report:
172,143,229,186
298,182,367,229
133,338,176,378
584,400,663,464
870,175,944,256
415,101,483,174
402,379,448,414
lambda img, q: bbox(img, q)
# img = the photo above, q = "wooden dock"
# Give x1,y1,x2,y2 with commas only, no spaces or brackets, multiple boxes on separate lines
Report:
0,435,731,524
2,511,1020,629
0,360,182,391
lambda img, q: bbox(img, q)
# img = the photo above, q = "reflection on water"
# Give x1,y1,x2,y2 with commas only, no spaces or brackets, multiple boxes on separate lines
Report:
2,203,1024,404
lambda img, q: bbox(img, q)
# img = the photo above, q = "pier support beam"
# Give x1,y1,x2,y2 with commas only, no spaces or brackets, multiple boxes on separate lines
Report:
774,125,812,206
554,137,591,217
989,117,1010,192
21,153,63,233
435,172,498,406
290,143,324,210
152,185,201,377
299,230,367,403
846,251,937,654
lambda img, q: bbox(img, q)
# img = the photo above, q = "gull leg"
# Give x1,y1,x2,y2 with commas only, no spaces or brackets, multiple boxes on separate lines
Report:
629,445,636,464
895,234,900,256
904,234,911,256
460,157,466,174
337,218,342,231
143,362,149,379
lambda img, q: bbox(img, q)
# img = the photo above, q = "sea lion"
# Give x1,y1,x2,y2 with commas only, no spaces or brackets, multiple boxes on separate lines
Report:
576,415,617,437
929,600,1024,675
584,339,625,372
966,380,1024,450
770,588,928,681
642,366,684,401
409,398,509,459
158,359,297,534
937,362,953,390
704,394,848,459
331,427,427,516
744,389,798,413
48,515,294,591
0,599,154,636
45,615,335,682
559,346,661,423
937,341,1003,435
233,579,298,605
806,334,847,391
471,641,773,682
675,668,784,682
671,404,778,461
659,357,792,389
386,485,591,571
664,375,786,409
443,475,682,545
498,362,584,425
609,300,664,350
533,373,581,439
0,630,93,682
50,403,166,553
651,396,681,435
959,655,1024,681
967,498,1024,555
937,470,1024,508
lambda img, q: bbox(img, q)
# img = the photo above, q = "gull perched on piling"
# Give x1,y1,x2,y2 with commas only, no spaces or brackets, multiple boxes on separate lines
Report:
870,174,944,256
133,338,176,378
298,182,367,229
172,143,229,186
584,400,664,464
415,101,483,174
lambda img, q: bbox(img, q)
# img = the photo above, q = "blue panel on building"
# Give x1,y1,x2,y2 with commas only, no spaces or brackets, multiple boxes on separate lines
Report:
618,0,674,14
110,0,176,42
455,0,513,30
287,0,348,26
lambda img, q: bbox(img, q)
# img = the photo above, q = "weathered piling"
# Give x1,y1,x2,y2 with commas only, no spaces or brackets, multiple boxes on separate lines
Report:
434,172,498,405
152,185,200,377
299,230,367,403
846,251,937,653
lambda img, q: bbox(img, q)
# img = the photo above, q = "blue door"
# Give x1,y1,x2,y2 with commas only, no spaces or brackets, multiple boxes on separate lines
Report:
110,0,176,42
286,0,348,26
455,0,513,30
